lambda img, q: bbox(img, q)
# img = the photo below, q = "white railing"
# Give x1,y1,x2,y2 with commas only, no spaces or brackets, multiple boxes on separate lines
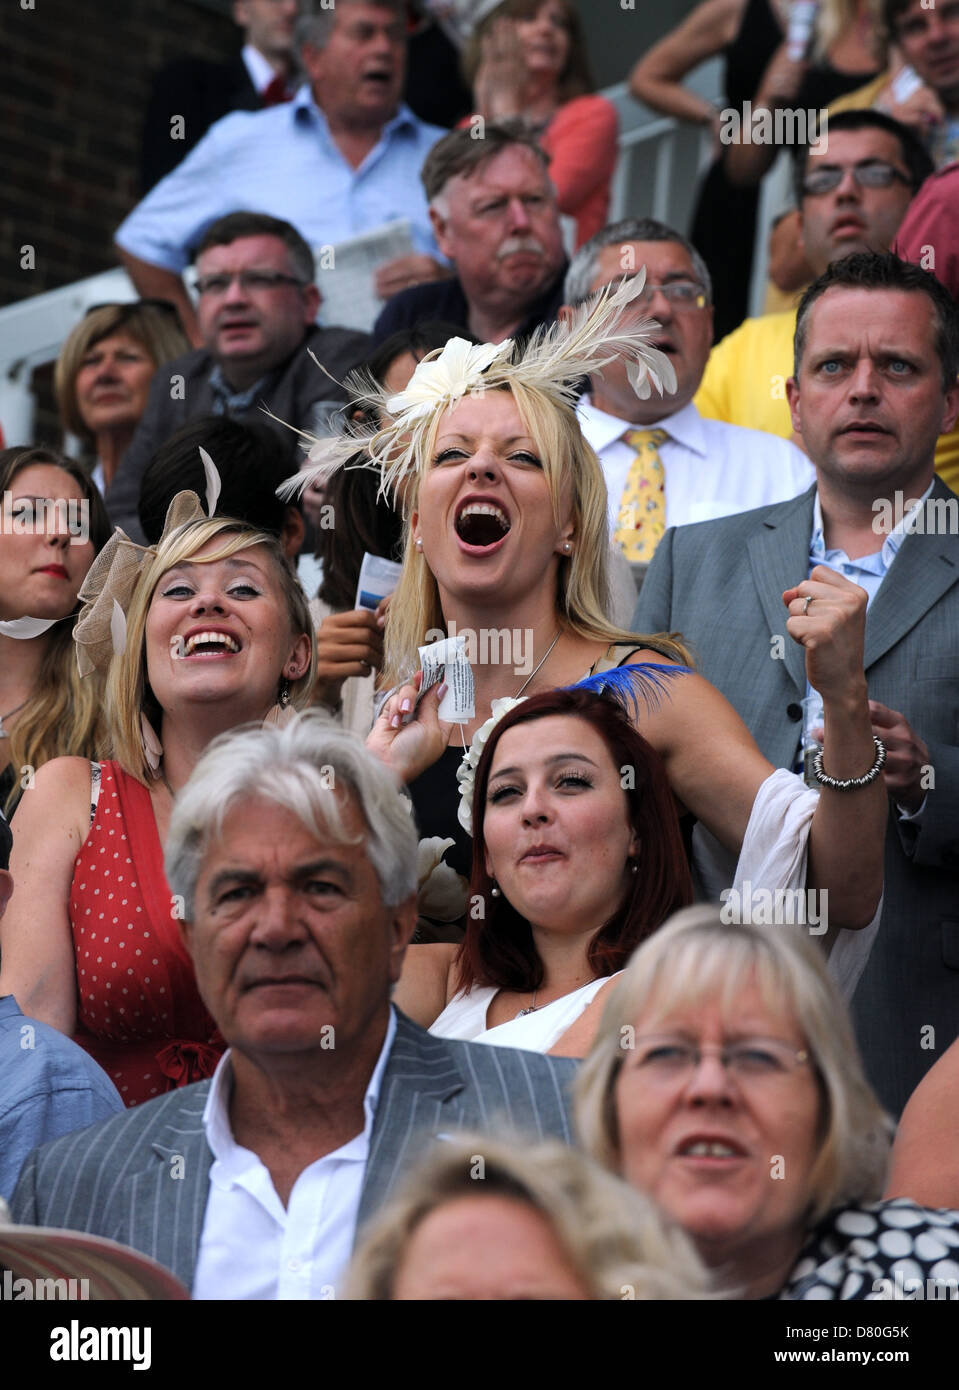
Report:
3,59,771,445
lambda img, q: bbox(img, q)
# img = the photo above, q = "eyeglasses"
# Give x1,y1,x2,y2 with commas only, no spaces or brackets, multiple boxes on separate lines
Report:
802,160,912,197
636,280,708,309
630,1035,811,1084
193,270,307,296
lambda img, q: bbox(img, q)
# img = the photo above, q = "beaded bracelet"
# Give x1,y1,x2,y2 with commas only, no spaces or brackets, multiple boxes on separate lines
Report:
812,735,886,791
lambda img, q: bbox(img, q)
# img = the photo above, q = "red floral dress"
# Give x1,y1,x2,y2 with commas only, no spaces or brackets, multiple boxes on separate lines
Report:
70,761,223,1106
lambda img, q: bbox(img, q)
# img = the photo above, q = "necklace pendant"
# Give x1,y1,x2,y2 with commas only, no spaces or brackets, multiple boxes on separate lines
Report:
515,1004,538,1017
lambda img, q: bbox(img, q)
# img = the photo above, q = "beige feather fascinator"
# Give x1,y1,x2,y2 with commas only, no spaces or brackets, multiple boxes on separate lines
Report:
277,270,677,503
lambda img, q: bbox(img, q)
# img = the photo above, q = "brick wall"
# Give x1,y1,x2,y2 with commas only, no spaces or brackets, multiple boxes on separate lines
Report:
2,0,235,310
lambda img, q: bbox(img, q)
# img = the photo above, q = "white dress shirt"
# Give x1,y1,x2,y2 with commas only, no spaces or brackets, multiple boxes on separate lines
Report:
192,1008,397,1301
242,43,282,97
577,396,816,534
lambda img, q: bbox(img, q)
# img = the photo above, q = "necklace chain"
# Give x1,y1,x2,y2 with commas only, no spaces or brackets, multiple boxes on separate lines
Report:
0,698,29,739
513,630,561,699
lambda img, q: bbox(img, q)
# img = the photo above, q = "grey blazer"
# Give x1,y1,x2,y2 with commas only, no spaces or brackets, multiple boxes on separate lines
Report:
10,1012,577,1291
634,480,959,1117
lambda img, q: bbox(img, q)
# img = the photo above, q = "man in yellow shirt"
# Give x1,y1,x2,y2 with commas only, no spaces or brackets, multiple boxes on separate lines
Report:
695,109,959,490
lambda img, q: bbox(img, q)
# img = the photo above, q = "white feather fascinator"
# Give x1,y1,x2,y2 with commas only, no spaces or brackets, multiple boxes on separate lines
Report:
278,271,677,503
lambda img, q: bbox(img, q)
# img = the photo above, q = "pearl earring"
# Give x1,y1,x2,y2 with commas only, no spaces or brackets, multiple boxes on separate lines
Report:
490,881,501,897
562,540,572,554
415,538,423,551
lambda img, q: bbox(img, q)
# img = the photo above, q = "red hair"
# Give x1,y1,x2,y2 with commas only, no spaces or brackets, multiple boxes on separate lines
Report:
456,688,693,994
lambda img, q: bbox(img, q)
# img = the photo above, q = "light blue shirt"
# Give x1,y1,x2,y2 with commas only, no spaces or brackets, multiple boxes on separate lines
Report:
116,86,445,273
808,480,934,607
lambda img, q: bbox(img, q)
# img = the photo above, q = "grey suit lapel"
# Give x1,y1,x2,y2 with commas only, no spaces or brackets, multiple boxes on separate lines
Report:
356,1013,465,1231
864,480,959,671
745,487,816,697
113,1088,212,1291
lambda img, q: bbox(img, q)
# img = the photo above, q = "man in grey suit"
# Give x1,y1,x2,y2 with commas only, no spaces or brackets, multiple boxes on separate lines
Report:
11,718,575,1297
634,252,959,1119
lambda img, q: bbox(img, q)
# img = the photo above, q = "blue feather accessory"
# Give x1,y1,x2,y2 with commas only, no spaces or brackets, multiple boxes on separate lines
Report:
565,662,692,721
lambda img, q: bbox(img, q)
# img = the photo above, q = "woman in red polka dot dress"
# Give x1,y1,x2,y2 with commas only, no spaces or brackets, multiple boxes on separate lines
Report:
0,509,316,1105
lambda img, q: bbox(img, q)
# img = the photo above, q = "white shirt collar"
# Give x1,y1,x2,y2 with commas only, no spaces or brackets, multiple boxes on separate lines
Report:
242,43,282,96
811,478,935,560
203,1006,398,1169
577,394,707,456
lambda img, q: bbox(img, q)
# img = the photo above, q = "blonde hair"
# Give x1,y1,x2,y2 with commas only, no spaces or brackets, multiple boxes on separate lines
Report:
813,0,885,62
345,1132,714,1300
55,302,189,443
0,447,112,816
106,517,316,783
576,907,892,1227
383,381,689,685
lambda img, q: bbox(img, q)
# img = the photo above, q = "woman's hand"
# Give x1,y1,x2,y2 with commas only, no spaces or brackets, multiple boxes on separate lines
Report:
366,672,455,785
474,16,528,120
313,602,387,711
783,566,869,709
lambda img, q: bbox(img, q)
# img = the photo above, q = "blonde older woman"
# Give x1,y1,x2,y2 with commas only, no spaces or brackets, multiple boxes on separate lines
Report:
346,1132,711,1300
0,504,315,1104
576,907,959,1300
55,301,189,495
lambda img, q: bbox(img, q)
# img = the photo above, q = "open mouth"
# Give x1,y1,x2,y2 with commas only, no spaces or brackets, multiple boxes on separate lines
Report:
362,69,393,87
181,630,241,657
678,1139,746,1159
454,501,511,550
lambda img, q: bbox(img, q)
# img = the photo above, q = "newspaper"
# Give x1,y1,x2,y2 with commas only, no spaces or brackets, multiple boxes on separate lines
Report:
314,220,415,333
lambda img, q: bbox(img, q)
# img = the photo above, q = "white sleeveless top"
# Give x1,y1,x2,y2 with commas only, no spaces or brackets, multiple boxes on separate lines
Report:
428,975,619,1053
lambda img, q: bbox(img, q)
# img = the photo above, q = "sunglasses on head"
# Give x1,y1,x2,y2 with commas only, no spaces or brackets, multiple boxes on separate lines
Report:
83,299,184,326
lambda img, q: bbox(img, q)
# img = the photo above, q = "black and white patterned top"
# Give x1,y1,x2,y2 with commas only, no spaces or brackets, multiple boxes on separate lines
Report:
781,1199,959,1300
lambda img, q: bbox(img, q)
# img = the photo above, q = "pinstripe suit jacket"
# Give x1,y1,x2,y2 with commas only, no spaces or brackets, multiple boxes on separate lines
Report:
633,479,959,1117
10,1012,577,1292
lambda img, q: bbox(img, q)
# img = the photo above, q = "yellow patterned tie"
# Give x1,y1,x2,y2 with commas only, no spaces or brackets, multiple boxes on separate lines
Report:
614,428,668,562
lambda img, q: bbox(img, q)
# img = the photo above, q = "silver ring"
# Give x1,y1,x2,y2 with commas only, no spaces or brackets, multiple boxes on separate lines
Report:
802,595,813,616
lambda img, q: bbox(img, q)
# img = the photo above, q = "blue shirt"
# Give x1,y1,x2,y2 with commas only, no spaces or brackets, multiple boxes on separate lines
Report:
808,481,934,607
0,996,123,1201
116,86,446,273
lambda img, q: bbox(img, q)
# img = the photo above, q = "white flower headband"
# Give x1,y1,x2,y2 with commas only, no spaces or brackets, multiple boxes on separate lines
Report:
455,696,527,836
277,270,677,505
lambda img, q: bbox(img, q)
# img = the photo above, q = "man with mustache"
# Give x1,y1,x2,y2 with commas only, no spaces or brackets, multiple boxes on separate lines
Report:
695,112,934,451
635,252,959,1119
104,212,370,544
373,121,568,345
560,217,815,567
10,718,576,1297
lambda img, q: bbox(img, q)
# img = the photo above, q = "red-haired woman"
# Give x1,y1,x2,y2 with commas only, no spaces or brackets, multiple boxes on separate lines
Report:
395,686,692,1058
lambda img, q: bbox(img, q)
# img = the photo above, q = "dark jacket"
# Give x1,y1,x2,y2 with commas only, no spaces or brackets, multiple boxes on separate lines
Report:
105,323,370,542
372,266,568,346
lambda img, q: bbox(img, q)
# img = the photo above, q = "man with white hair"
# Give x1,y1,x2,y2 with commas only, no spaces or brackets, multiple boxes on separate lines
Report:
116,0,449,343
11,717,575,1298
373,120,569,345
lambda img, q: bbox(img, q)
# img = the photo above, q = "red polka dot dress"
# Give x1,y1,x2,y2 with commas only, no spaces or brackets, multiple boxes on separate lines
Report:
70,761,223,1106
